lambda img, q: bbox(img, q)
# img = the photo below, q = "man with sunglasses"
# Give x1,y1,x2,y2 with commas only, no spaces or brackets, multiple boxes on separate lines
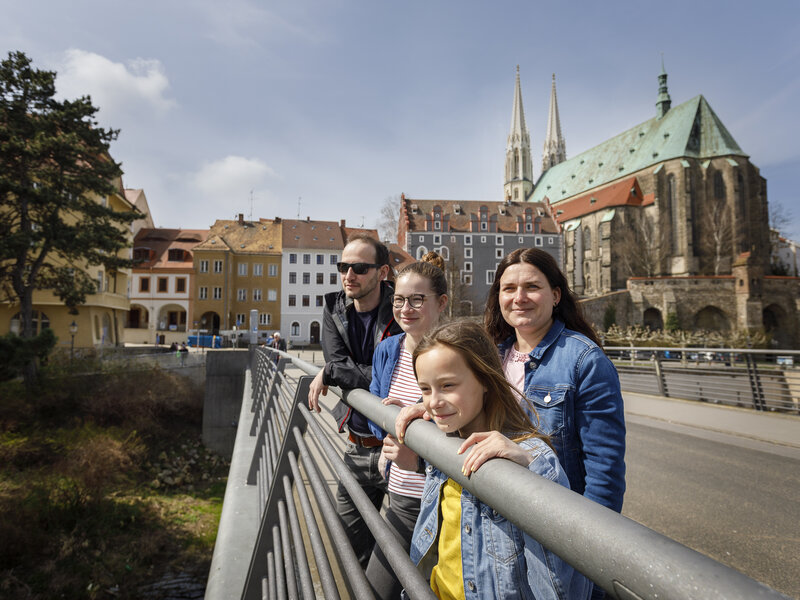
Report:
308,233,402,567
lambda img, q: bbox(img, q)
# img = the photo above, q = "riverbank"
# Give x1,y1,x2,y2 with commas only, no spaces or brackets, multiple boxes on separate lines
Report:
0,359,228,599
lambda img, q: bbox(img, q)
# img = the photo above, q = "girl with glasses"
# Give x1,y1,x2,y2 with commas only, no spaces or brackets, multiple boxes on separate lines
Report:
365,252,448,599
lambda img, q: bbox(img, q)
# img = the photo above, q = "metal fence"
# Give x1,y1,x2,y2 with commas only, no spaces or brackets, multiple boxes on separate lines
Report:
607,347,800,413
205,347,790,600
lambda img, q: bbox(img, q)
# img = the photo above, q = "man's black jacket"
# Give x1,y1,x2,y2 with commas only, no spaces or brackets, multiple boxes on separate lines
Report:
321,280,402,431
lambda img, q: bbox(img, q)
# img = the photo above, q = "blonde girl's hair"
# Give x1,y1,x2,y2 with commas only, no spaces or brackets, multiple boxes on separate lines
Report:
412,320,550,446
396,251,447,297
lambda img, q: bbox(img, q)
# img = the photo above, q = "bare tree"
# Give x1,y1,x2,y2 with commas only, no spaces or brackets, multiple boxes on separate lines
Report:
615,212,670,277
376,195,401,242
444,250,473,318
698,195,732,275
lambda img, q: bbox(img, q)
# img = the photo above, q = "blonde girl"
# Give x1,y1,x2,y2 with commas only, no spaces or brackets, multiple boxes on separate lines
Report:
407,320,591,600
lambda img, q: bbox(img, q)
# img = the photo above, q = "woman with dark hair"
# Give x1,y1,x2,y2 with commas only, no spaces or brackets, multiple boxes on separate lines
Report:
485,248,625,514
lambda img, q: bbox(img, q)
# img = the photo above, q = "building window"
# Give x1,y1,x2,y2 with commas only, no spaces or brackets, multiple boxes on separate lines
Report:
303,272,310,285
465,235,472,246
481,222,487,231
139,277,150,293
302,295,310,307
288,294,296,307
213,287,222,300
433,234,441,245
199,260,209,273
268,264,278,277
199,286,208,300
450,236,456,242
434,221,441,230
518,236,524,244
303,253,311,264
97,271,105,292
535,236,543,247
495,235,503,245
549,237,554,245
176,278,186,293
439,246,450,260
213,260,223,273
418,235,424,242
259,313,271,325
583,227,591,250
480,236,487,243
168,248,184,261
526,223,532,232
289,272,296,284
157,277,168,293
253,263,263,276
253,289,262,301
268,289,277,301
237,288,247,301
330,254,338,264
291,322,300,336
316,254,324,265
416,246,429,259
330,273,337,284
462,273,473,285
464,262,472,272
316,295,323,307
495,248,503,259
316,273,324,285
464,248,472,259
238,263,247,276
486,270,495,285
289,253,297,264
714,171,726,200
235,313,246,327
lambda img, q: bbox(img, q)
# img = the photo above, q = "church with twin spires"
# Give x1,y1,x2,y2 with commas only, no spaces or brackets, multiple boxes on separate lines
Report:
402,65,799,346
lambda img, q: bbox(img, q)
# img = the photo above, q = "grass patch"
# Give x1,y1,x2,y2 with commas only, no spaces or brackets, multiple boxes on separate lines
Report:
0,359,229,599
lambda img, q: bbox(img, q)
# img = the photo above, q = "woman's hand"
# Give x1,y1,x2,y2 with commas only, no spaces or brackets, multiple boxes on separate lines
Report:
391,401,429,443
382,434,419,471
457,431,532,475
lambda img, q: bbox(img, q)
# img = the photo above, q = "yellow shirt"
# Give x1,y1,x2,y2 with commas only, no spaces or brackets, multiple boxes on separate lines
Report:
429,479,465,599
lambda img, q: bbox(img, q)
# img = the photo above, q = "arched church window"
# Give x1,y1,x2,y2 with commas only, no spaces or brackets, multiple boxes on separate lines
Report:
583,226,591,251
667,174,679,252
736,172,746,252
714,171,725,200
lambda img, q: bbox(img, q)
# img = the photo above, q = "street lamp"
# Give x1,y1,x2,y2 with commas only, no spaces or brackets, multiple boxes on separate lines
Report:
69,320,78,361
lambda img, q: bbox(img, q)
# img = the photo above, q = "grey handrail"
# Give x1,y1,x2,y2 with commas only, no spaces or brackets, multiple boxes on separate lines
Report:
280,350,789,600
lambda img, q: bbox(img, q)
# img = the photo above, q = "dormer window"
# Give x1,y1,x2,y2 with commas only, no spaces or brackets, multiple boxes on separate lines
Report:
167,248,185,261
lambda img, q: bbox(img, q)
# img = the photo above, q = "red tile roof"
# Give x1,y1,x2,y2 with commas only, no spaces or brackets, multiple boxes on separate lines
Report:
548,177,647,223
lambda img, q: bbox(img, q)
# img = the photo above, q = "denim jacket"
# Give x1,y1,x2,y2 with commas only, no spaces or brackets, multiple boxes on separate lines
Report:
367,333,407,440
498,319,626,512
409,436,592,600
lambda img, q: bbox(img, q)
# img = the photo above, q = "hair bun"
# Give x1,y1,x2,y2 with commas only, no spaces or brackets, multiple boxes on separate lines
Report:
421,251,445,272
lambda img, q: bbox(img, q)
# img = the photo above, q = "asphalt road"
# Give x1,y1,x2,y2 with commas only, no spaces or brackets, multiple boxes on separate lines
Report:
622,420,800,599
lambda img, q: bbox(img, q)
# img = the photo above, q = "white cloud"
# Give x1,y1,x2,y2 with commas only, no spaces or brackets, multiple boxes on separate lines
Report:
55,49,175,120
191,156,277,206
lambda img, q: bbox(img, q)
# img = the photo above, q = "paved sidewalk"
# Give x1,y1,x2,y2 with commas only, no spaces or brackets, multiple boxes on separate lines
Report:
624,391,800,459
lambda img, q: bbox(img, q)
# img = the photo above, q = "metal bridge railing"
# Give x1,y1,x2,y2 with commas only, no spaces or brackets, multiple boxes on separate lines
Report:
607,346,800,413
205,347,790,600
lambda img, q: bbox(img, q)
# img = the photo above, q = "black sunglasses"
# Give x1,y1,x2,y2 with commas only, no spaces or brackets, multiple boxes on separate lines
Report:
336,262,380,275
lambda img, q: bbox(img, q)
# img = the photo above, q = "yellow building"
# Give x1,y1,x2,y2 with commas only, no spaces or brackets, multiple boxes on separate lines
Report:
0,175,136,351
192,215,282,337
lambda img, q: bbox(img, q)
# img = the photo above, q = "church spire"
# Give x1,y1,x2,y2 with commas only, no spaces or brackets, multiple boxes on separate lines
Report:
504,66,533,203
656,55,672,119
542,73,567,173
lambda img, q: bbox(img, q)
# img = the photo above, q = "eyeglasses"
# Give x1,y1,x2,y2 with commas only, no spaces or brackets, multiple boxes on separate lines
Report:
336,262,380,275
391,294,436,309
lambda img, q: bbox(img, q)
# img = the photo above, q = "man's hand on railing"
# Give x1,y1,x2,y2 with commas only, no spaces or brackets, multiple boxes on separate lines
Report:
381,434,418,471
308,370,328,413
457,431,534,476
391,401,429,444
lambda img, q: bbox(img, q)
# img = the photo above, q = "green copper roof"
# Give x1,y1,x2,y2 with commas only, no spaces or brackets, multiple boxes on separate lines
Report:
529,95,746,205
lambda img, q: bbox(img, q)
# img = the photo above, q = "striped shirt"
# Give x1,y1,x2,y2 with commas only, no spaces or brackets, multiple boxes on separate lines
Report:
386,346,426,499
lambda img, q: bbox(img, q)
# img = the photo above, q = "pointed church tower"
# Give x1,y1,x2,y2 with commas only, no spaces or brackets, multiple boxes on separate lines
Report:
656,57,672,119
504,66,534,202
542,74,567,173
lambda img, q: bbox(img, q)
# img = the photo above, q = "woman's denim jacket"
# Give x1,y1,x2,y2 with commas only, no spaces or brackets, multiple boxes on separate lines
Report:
366,333,406,440
498,319,626,512
409,436,592,600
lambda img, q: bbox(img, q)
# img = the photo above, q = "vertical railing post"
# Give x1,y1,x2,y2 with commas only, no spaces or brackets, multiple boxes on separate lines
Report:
653,352,668,397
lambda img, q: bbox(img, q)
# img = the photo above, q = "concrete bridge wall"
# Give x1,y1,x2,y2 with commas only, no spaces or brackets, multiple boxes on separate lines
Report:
202,350,250,457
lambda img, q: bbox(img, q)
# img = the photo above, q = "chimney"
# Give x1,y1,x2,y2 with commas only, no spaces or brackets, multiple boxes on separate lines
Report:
238,213,244,225
340,219,346,227
306,216,310,222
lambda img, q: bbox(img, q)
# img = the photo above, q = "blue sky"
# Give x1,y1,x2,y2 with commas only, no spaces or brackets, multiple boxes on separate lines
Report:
3,1,799,238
